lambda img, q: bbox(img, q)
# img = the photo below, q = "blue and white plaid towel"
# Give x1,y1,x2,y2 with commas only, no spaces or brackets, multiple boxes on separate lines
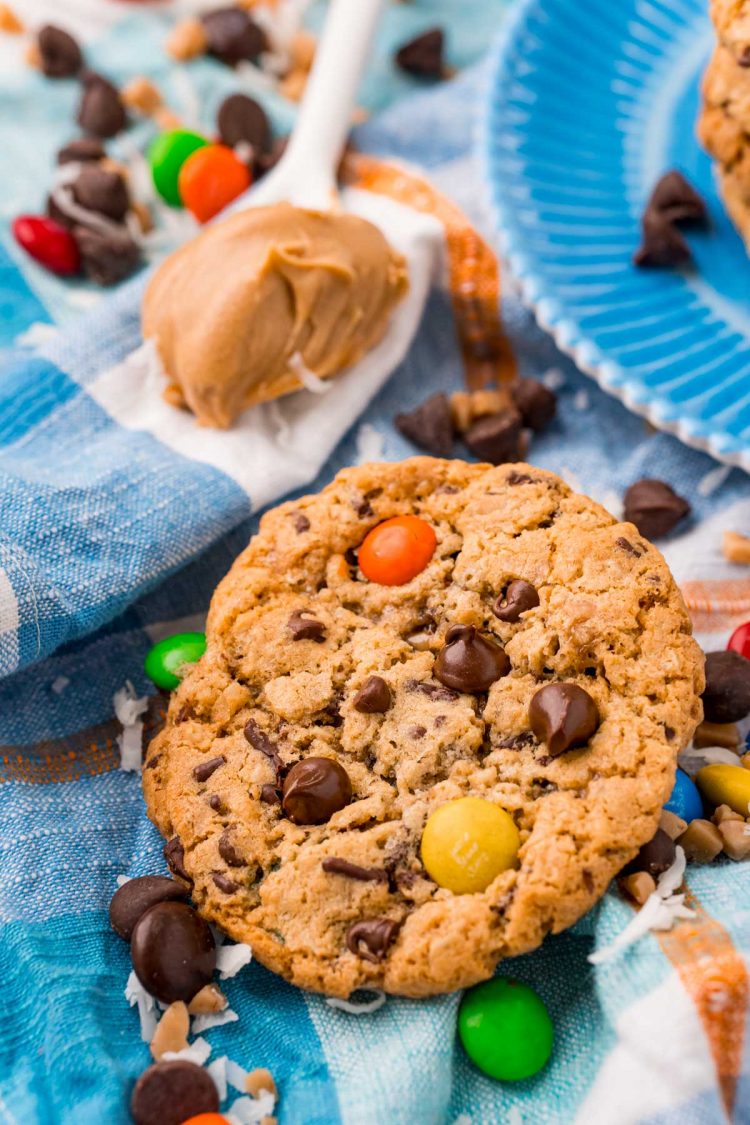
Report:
2,4,750,1124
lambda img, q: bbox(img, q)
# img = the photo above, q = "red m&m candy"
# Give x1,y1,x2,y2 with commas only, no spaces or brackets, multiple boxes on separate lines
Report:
13,215,80,276
727,621,750,660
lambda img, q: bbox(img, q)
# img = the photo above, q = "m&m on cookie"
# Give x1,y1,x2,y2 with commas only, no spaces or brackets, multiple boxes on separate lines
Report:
420,796,519,894
358,515,437,585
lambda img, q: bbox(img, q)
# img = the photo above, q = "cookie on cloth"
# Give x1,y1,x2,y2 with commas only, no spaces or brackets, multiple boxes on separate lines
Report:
143,458,703,998
710,0,750,65
703,43,750,124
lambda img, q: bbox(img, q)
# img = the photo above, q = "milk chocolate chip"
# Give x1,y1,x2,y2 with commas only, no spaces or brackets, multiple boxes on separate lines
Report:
77,72,126,138
395,393,454,458
217,92,271,154
623,828,676,878
109,876,188,942
346,918,400,962
287,610,326,642
702,650,750,723
202,7,267,65
434,624,509,693
493,580,540,623
395,28,445,78
131,901,216,1004
623,479,690,539
529,683,599,756
510,378,557,431
38,25,83,78
353,675,392,714
282,757,352,825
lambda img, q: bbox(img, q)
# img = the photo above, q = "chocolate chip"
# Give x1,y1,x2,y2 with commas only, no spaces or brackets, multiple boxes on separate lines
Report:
145,755,160,770
506,470,534,485
38,25,83,78
493,579,540,623
529,683,599,757
255,135,288,180
395,27,445,78
290,510,310,534
582,867,595,893
131,901,215,1004
71,164,129,221
109,875,188,942
244,719,283,773
623,479,690,539
260,784,281,805
131,1060,219,1125
648,171,707,225
217,92,271,154
76,72,126,137
192,755,225,783
353,675,392,714
623,828,676,878
208,794,224,812
634,212,692,268
57,137,105,165
395,393,454,458
510,379,557,431
218,830,244,868
164,837,191,883
495,732,535,750
407,679,459,702
702,650,750,723
73,225,140,286
616,536,642,558
464,410,524,465
282,757,352,825
409,725,427,739
287,610,326,642
322,857,388,882
202,8,267,66
434,624,509,693
741,46,750,67
212,872,240,894
352,495,374,518
346,918,400,962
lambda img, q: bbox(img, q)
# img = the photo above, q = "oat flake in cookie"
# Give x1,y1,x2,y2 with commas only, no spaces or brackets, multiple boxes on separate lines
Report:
143,458,704,998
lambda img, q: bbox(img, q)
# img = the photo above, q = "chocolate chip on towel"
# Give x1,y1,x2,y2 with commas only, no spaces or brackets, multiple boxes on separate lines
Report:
623,828,676,878
109,875,188,942
464,410,524,465
131,1061,219,1125
131,901,216,1004
76,72,126,137
217,92,271,154
73,225,140,286
648,170,707,225
202,8,267,66
395,393,454,458
623,478,690,539
395,28,446,78
702,650,750,723
71,165,130,221
38,25,82,78
510,378,557,431
57,137,106,165
634,212,692,268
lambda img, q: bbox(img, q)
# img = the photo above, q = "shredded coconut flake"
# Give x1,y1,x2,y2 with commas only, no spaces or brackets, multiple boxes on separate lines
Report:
559,466,582,493
225,1057,250,1093
542,368,565,390
288,351,331,394
678,744,742,776
191,1007,239,1034
574,389,589,411
170,66,201,128
356,423,385,464
115,874,131,888
697,463,731,498
207,1056,228,1102
65,289,104,311
15,321,59,348
225,1091,276,1125
217,942,253,979
50,182,129,241
113,681,149,773
326,989,386,1015
125,970,158,1042
162,1036,212,1066
51,675,70,695
588,847,693,965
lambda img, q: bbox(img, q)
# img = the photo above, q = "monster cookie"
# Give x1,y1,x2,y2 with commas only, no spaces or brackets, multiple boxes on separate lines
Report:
143,458,703,998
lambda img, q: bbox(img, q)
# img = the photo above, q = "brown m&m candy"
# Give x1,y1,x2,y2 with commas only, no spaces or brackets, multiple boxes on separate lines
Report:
131,1060,219,1125
282,757,352,825
434,625,509,693
493,580,540,623
109,876,188,942
529,683,599,757
131,900,216,1003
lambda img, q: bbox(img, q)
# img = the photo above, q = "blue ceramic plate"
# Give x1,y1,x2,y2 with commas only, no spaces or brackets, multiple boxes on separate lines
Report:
482,0,750,467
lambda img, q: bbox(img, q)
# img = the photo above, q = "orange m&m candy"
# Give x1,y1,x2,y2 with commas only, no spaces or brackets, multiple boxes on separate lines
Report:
178,143,251,223
180,1115,230,1125
358,515,437,586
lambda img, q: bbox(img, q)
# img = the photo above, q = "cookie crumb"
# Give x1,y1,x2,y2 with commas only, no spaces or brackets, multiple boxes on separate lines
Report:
723,530,750,564
166,18,207,60
122,76,163,116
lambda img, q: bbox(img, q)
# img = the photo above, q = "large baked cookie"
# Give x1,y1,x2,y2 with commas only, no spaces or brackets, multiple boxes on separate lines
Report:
143,458,703,998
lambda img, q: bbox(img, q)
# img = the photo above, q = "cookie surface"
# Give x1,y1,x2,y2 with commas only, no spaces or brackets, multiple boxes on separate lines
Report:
143,458,703,998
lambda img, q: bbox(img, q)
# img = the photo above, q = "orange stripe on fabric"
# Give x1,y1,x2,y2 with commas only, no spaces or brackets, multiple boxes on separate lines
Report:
682,578,750,616
341,152,517,390
656,891,749,1117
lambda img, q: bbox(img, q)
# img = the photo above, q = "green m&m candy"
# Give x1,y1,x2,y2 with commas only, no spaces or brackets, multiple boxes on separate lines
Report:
458,978,553,1081
144,632,207,691
149,129,209,206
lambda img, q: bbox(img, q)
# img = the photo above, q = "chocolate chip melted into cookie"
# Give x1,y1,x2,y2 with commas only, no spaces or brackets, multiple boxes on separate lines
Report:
144,459,703,998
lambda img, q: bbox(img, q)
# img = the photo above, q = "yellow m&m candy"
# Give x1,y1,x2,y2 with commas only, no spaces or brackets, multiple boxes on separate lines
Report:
421,797,520,894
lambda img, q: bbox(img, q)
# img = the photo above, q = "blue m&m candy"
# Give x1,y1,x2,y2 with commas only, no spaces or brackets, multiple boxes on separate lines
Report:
664,768,703,824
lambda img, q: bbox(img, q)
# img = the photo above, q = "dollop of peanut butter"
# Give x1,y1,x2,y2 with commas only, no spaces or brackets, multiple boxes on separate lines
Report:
142,203,409,428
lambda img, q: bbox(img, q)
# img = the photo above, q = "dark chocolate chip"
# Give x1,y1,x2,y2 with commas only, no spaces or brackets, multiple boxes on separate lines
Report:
290,510,310,534
260,784,281,805
38,25,83,78
741,46,750,66
395,27,445,78
510,378,557,431
506,470,535,485
434,624,510,694
202,8,268,65
407,679,459,702
529,682,600,757
623,479,690,539
353,675,392,714
163,836,192,883
254,135,288,180
282,756,352,825
73,225,140,286
394,393,454,458
322,857,388,882
76,72,126,138
634,212,691,268
131,1060,219,1125
130,901,215,1004
287,610,326,642
623,828,676,878
464,410,524,465
408,724,427,739
495,732,536,750
648,170,707,225
616,536,642,557
218,830,244,868
212,872,240,894
702,650,750,723
493,579,540,623
175,703,192,724
346,918,400,962
352,495,374,518
144,755,160,770
192,755,225,783
217,92,271,154
71,164,129,221
244,718,283,773
57,137,105,164
582,867,595,893
208,794,224,813
109,875,188,942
